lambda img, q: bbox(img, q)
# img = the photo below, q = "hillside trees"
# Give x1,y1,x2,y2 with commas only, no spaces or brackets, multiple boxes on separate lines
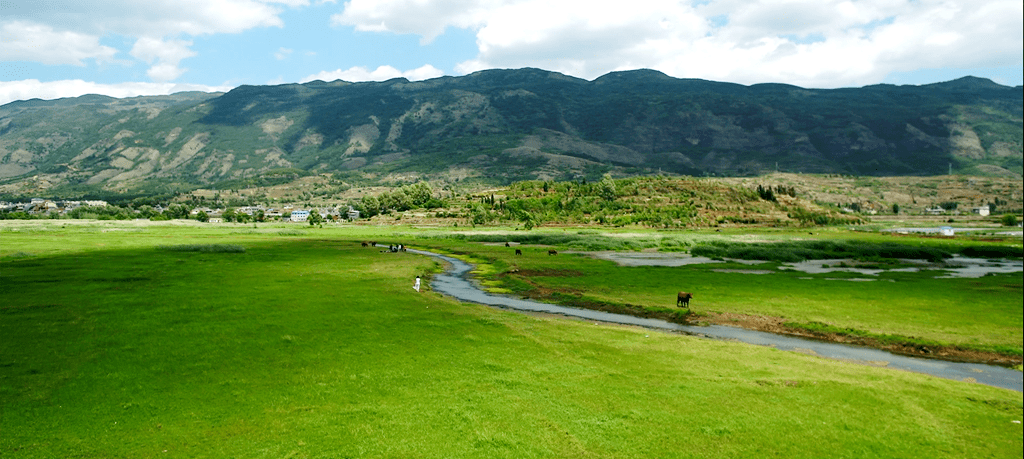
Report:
355,182,440,217
470,176,853,229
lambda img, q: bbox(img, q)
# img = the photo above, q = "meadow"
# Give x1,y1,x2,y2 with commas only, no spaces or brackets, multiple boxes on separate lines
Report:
1,221,1021,458
436,230,1023,359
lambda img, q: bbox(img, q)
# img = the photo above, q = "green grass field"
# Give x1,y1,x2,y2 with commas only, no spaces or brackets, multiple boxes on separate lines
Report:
435,229,1023,357
1,221,1021,458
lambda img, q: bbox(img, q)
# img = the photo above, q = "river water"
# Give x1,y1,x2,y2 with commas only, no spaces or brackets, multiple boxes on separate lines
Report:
409,249,1022,392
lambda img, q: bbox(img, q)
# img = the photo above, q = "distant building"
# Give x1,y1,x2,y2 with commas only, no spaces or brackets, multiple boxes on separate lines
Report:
939,226,955,236
972,207,990,217
347,207,361,220
290,210,310,222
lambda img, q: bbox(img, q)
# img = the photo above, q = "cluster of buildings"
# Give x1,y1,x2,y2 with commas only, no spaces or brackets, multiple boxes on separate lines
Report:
0,198,111,215
189,205,360,223
923,206,991,216
1,198,363,222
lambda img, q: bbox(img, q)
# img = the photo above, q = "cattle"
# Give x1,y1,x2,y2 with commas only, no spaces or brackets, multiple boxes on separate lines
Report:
676,292,693,308
361,241,368,247
515,249,523,256
505,242,511,247
548,250,557,256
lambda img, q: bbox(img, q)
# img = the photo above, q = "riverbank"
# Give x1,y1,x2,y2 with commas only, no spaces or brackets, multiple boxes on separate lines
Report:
418,249,1022,391
506,274,1023,368
701,312,1022,367
433,238,1022,369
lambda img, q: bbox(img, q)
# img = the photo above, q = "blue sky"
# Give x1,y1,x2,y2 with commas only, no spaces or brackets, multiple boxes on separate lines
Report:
2,0,1021,105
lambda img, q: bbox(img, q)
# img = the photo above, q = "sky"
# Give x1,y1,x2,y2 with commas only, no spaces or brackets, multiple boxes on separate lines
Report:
1,0,1022,106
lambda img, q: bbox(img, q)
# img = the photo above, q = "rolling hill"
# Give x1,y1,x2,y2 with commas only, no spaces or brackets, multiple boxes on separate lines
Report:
1,69,1021,197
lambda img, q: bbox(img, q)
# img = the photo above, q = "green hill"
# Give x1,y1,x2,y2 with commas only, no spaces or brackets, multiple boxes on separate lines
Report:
1,69,1020,198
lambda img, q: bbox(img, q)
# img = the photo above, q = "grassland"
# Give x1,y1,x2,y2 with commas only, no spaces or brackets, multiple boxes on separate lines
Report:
1,221,1021,458
433,227,1022,362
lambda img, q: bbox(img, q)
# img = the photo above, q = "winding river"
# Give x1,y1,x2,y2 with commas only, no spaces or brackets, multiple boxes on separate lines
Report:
409,249,1023,392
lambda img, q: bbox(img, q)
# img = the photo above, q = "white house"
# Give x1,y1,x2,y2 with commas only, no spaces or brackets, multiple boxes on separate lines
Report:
972,206,990,217
290,210,310,222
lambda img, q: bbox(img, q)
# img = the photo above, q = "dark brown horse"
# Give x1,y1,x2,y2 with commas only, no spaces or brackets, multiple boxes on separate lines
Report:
676,292,693,308
548,250,557,256
515,249,523,256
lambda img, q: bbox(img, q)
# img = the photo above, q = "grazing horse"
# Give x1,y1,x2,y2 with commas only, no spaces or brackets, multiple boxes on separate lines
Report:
505,242,511,247
361,241,369,247
515,249,523,256
548,250,557,256
676,292,693,308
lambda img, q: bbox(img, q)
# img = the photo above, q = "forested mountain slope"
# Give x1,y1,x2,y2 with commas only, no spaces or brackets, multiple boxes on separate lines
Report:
1,69,1020,197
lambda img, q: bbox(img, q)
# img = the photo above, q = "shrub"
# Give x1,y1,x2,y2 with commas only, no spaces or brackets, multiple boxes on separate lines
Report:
690,241,952,262
960,246,1023,259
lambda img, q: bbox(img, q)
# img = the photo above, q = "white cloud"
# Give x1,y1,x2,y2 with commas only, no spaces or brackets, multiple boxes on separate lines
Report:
0,21,119,66
301,64,445,82
0,79,233,106
274,47,294,60
5,0,286,38
129,37,198,83
331,0,488,43
335,0,1023,87
3,0,289,82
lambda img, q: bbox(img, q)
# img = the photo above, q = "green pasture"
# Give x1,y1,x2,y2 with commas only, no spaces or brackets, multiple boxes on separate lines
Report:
435,233,1023,356
1,222,1022,458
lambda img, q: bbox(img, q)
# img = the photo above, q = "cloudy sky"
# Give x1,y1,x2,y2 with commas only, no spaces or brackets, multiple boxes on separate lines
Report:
2,0,1021,105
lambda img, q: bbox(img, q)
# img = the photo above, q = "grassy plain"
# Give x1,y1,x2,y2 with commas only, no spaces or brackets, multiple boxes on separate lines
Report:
1,221,1022,458
436,227,1023,358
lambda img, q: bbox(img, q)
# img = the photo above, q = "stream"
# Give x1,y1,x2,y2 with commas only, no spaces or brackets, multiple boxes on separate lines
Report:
409,249,1023,392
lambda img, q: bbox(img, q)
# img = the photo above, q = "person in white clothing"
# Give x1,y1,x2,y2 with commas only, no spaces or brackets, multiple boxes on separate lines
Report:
414,275,421,292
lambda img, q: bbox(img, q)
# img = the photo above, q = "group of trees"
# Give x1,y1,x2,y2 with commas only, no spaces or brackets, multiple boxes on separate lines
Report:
355,182,443,218
471,176,712,228
755,184,797,202
1,204,195,221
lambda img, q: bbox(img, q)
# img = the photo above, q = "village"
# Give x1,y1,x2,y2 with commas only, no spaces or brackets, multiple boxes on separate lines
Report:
0,198,361,223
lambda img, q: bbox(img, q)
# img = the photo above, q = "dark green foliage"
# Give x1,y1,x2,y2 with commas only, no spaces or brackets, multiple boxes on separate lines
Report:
442,232,659,251
0,210,35,220
66,205,133,220
960,246,1023,259
691,240,954,262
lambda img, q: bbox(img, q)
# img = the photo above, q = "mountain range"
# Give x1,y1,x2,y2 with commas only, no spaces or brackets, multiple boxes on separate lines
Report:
1,68,1021,197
